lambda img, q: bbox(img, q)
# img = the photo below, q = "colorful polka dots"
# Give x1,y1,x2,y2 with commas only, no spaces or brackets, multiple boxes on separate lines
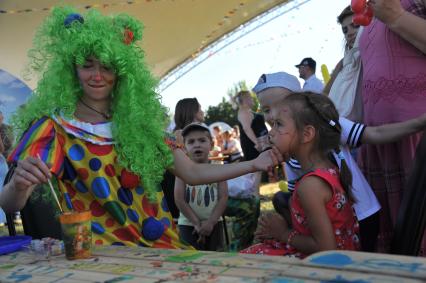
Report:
72,199,85,212
142,196,159,217
135,186,144,195
89,158,102,171
69,144,85,161
112,227,135,242
64,193,73,210
75,180,89,193
104,201,126,225
49,120,189,249
160,217,171,228
126,208,139,223
142,217,165,241
63,159,77,181
161,197,169,212
92,222,105,234
90,200,106,217
105,218,116,228
127,224,140,239
86,143,113,156
105,164,115,177
120,169,140,188
65,183,76,198
118,188,133,206
92,177,110,198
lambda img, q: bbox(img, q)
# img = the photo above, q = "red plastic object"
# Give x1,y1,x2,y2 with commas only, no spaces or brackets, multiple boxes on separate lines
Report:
351,0,373,26
353,12,373,26
351,0,366,13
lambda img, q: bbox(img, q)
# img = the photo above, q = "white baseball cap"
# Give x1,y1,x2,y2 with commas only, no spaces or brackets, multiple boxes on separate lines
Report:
252,72,302,94
182,122,212,138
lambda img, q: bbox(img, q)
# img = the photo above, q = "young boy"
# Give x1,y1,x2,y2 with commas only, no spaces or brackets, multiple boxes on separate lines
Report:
174,122,228,251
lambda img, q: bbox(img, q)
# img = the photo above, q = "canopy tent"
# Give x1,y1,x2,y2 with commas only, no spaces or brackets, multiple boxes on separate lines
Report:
0,0,290,89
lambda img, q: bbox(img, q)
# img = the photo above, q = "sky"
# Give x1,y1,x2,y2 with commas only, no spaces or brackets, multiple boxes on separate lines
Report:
160,0,349,114
0,69,32,123
0,0,348,123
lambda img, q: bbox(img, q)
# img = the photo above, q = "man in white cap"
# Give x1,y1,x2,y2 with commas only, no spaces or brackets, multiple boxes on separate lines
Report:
295,57,324,94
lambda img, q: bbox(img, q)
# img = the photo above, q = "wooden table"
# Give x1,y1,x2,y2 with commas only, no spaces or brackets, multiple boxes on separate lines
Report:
1,246,426,282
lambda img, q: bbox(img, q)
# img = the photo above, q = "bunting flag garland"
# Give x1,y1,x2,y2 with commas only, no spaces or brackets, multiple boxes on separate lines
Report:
0,1,154,14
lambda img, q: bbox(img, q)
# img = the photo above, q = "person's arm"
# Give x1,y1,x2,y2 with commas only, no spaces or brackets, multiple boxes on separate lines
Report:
238,110,258,145
198,181,228,236
370,0,426,54
170,148,280,185
323,58,344,95
257,176,336,254
361,113,426,144
288,176,336,254
173,177,201,228
0,157,51,212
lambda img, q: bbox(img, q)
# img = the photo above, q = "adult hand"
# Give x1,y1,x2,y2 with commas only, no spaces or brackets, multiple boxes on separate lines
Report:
369,0,405,25
11,157,51,192
255,212,290,242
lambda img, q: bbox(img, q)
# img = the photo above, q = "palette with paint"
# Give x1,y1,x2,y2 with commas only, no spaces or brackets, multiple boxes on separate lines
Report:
0,235,32,255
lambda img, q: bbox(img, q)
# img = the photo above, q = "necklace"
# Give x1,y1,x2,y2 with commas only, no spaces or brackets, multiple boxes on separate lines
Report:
79,98,111,120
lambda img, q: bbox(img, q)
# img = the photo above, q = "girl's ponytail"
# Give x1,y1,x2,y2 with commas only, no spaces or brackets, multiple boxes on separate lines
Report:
335,148,355,203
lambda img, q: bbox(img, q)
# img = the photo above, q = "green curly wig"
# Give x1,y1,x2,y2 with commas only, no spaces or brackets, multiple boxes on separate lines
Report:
12,6,173,200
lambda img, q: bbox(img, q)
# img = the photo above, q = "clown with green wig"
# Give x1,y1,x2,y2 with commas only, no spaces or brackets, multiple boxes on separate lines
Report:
0,7,278,248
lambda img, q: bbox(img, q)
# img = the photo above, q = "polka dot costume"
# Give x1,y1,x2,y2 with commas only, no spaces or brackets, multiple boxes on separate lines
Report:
8,116,191,249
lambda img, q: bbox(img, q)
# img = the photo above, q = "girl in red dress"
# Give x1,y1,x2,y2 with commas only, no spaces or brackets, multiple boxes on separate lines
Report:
242,92,360,258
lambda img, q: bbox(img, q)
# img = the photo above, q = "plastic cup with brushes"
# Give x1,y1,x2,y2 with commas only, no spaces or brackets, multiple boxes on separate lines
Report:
37,154,92,260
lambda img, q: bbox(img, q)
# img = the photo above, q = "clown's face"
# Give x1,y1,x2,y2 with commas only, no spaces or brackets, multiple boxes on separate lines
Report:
76,57,116,102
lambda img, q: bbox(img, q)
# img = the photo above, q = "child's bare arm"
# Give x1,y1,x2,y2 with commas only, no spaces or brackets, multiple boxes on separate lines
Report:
173,177,200,228
285,176,337,254
170,148,280,185
361,113,426,144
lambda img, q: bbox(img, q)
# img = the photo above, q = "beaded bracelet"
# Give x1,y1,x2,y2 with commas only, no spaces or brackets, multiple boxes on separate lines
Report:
286,230,299,246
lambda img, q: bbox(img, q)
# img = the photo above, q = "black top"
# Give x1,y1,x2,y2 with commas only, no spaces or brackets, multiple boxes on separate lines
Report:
238,112,268,161
160,170,180,219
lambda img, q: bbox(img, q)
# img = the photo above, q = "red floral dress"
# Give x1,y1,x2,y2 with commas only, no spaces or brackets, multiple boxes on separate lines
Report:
241,168,360,258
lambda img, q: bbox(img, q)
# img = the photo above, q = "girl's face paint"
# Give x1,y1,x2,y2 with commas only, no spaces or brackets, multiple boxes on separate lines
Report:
268,105,298,157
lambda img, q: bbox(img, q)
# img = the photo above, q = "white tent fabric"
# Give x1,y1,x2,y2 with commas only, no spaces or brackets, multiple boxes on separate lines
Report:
0,0,289,89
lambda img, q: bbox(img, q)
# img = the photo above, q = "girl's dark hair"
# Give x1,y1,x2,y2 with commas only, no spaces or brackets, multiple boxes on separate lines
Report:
174,98,200,131
337,5,353,24
282,92,354,202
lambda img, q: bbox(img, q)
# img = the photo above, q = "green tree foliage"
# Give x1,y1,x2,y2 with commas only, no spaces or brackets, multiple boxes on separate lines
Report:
205,80,260,126
205,97,238,126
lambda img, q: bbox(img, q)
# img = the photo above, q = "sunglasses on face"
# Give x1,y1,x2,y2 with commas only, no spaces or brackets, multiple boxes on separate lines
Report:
342,23,360,34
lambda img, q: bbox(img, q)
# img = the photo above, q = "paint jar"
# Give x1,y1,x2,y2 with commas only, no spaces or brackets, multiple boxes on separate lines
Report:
59,210,92,260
